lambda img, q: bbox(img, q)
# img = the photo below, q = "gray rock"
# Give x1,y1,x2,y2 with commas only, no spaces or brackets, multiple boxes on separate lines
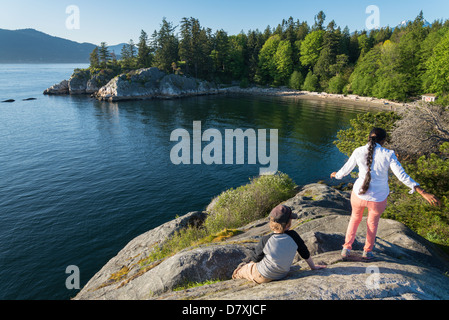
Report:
159,251,449,300
95,67,218,101
43,80,69,95
68,69,91,94
74,183,449,300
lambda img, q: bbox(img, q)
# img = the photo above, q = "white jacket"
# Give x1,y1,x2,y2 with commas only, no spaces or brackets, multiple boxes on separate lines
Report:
335,143,419,202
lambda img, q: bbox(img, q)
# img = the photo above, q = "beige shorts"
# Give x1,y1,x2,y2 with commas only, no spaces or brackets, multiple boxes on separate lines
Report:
232,262,272,284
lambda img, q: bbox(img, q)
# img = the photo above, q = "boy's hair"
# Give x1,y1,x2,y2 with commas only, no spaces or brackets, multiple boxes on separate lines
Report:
269,217,287,233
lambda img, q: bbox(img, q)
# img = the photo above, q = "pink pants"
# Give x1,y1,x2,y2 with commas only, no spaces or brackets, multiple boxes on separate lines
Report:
343,192,388,252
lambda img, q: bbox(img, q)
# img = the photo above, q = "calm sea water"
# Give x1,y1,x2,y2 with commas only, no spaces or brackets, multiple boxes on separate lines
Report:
0,64,368,300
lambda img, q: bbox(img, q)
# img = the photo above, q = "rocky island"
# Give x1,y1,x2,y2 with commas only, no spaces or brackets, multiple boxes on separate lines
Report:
44,67,219,101
74,183,449,300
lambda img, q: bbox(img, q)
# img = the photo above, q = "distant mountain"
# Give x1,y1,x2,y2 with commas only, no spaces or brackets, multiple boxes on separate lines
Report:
0,28,124,63
396,19,432,29
109,43,128,58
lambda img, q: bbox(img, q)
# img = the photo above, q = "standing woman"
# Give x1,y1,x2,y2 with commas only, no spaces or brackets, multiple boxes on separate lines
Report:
331,128,440,259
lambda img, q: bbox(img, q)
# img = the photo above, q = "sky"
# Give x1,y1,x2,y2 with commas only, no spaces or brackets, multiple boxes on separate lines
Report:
1,0,449,46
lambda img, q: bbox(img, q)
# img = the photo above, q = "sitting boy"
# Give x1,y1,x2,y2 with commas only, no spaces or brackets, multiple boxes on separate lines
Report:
232,204,326,284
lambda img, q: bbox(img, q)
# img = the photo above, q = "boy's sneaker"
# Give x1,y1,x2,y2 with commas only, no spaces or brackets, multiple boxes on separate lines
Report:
362,251,375,260
341,248,351,258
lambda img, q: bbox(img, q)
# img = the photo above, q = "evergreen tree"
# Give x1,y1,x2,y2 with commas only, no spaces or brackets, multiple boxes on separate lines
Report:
227,33,247,81
210,29,229,79
121,39,137,69
98,42,111,68
89,47,100,69
137,30,152,68
314,21,341,87
313,11,326,31
178,17,213,78
246,29,264,82
153,18,179,73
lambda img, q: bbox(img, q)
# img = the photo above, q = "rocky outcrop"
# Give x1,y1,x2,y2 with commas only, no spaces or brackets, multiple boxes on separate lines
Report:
95,68,218,101
74,183,449,300
43,79,69,95
43,67,218,101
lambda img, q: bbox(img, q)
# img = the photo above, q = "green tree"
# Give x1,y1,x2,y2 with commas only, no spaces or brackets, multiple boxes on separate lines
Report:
327,74,347,93
89,47,99,69
98,42,111,68
357,33,373,57
246,29,265,82
136,30,152,68
153,18,179,73
422,30,449,95
302,70,319,91
314,22,341,87
288,70,304,90
210,29,229,79
256,34,281,84
274,40,293,85
178,17,213,79
300,30,324,68
121,39,136,69
313,11,326,31
227,33,247,81
395,15,428,97
373,40,408,101
349,44,381,96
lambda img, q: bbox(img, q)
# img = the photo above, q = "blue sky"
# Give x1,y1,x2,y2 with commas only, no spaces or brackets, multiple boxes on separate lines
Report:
1,0,448,45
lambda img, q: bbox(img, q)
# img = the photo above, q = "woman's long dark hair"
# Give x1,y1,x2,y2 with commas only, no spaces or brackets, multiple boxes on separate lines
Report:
359,128,387,195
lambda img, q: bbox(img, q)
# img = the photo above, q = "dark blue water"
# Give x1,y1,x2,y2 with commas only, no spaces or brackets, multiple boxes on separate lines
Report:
0,64,367,300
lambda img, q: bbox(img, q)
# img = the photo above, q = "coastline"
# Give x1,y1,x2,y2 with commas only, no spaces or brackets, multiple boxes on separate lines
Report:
43,67,413,112
219,86,411,111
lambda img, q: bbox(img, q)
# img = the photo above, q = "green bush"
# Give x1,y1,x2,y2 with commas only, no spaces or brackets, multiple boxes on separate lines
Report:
205,173,296,233
384,145,449,247
327,75,347,94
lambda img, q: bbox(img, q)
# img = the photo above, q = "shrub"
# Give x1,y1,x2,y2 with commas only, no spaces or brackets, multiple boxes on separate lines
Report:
327,75,347,94
205,173,296,233
384,146,449,247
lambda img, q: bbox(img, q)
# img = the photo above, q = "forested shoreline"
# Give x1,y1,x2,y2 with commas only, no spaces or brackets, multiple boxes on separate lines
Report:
88,11,449,105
